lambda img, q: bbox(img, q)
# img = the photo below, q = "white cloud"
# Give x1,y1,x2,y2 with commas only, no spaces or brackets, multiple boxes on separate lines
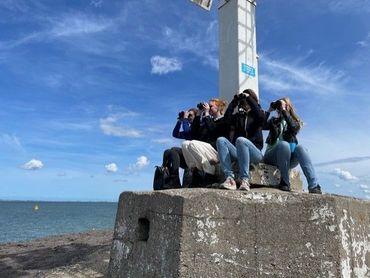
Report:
22,159,44,170
332,168,358,181
90,0,104,8
0,134,23,151
100,114,142,138
161,20,218,69
0,13,112,51
325,0,370,13
151,56,182,75
334,184,341,188
49,14,112,37
105,163,118,173
356,41,367,47
260,55,347,95
130,156,150,171
152,138,176,145
359,184,369,190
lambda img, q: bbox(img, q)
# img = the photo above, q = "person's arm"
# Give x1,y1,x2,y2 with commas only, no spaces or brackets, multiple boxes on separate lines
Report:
224,95,238,124
281,110,300,133
181,113,191,133
262,111,272,130
172,120,183,139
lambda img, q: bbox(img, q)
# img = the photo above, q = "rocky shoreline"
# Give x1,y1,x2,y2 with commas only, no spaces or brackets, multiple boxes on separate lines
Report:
0,230,113,277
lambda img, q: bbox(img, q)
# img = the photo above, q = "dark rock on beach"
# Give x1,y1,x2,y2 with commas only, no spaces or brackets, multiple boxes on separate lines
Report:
0,230,112,277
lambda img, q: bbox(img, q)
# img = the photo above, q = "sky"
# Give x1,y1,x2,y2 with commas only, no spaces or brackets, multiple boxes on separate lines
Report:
0,0,370,201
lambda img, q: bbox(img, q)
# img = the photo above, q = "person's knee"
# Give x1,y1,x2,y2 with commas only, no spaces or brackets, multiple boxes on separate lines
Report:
235,137,251,148
276,141,291,153
182,141,190,148
164,149,171,156
216,137,228,147
295,144,306,153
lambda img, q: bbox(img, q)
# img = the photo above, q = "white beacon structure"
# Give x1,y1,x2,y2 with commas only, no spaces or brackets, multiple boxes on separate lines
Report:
190,0,259,102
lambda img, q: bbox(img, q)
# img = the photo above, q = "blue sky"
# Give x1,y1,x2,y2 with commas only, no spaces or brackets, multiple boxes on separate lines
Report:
0,0,369,201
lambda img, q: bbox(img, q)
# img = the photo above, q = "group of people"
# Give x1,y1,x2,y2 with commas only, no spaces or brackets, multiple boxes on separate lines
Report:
157,89,322,194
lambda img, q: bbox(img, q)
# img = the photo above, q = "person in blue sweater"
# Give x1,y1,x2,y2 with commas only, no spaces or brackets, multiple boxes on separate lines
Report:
161,108,197,189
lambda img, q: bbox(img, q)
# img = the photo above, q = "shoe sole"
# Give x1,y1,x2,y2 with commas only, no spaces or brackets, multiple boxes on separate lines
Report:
220,185,236,190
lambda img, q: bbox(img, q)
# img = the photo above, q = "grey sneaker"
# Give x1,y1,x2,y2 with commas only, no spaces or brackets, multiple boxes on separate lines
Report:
239,179,250,191
220,176,237,190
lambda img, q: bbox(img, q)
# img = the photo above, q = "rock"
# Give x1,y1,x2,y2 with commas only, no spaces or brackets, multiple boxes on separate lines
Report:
0,230,112,277
108,189,370,278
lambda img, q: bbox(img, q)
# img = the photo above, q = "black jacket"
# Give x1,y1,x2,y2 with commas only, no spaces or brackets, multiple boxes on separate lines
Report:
190,114,228,149
264,110,300,145
202,115,229,149
223,95,265,150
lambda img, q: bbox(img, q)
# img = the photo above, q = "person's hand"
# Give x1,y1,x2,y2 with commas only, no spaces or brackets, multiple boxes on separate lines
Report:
241,92,249,98
203,102,210,111
231,94,239,107
203,102,210,116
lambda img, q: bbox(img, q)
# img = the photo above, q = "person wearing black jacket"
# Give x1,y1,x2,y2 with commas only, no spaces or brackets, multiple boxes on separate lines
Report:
263,97,322,193
216,89,265,190
182,98,228,181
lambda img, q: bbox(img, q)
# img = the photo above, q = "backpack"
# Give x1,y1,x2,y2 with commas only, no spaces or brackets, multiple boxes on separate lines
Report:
153,166,169,191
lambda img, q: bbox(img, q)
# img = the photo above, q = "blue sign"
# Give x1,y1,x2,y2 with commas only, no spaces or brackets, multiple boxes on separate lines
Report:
241,63,256,77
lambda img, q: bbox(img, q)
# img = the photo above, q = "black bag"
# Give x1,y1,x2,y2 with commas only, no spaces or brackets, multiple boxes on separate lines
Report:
153,166,169,191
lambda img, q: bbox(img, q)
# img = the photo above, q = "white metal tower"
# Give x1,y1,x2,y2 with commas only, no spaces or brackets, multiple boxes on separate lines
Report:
190,0,258,102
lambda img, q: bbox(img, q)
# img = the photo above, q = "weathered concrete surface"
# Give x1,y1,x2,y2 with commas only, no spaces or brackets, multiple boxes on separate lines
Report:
215,163,303,192
108,189,370,278
249,163,302,192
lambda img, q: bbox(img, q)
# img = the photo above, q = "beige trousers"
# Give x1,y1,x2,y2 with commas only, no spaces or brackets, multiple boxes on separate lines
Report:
182,140,218,175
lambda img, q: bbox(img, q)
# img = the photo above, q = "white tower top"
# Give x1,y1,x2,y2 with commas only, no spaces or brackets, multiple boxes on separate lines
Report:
189,0,259,103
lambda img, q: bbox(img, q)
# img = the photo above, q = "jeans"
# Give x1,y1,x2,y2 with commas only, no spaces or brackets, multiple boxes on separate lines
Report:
216,137,263,180
263,141,318,189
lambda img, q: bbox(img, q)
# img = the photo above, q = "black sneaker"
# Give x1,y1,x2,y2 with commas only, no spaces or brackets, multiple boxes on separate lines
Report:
309,185,322,194
278,180,291,192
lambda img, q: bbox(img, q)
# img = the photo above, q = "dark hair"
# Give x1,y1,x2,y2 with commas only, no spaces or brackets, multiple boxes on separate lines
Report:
242,89,259,103
188,108,198,115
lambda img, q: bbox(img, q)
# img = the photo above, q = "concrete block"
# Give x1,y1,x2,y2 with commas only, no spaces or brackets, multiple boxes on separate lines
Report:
108,189,370,278
218,162,303,191
249,163,303,192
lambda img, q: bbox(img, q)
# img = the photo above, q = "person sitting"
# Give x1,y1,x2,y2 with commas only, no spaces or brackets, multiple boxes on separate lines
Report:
263,97,322,194
216,89,265,190
160,108,197,189
182,98,229,186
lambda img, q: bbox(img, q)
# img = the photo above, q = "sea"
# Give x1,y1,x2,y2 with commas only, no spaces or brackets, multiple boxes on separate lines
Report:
0,201,118,244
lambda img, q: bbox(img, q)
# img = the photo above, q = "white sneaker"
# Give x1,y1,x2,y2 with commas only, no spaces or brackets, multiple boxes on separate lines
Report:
220,176,237,190
239,179,251,191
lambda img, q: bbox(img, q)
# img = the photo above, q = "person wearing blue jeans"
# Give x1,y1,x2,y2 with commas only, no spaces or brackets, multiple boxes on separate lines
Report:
264,142,319,191
217,137,263,190
263,97,322,193
216,89,265,190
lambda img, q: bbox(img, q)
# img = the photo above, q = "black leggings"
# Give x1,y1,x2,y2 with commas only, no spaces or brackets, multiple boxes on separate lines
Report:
162,147,187,176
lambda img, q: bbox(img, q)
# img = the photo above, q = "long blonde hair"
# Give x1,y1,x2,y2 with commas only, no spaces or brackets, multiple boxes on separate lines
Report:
209,98,227,115
281,97,304,128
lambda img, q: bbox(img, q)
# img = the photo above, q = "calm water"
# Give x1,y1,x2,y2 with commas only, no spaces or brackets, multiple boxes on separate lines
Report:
0,201,117,243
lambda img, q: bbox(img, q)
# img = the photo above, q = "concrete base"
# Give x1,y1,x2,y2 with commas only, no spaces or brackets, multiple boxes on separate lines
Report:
108,189,370,278
249,163,302,192
215,163,303,192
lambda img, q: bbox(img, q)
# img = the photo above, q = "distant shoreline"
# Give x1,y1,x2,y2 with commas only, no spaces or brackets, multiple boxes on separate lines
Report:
0,230,113,277
0,199,118,203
